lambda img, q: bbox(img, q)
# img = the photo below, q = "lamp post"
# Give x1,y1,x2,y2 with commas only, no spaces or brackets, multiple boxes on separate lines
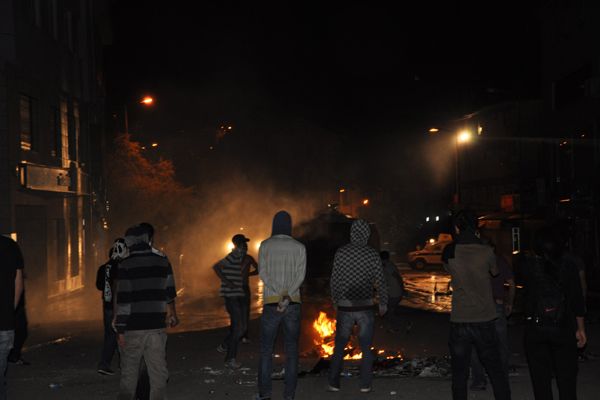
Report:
429,127,472,206
124,96,155,134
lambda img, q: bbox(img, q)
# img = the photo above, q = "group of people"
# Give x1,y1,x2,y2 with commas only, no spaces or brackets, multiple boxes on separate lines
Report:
213,211,403,399
445,210,587,400
1,207,589,400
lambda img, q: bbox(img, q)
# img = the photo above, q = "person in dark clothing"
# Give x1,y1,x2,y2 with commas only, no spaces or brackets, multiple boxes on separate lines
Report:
1,235,25,400
520,228,586,400
7,294,28,366
443,210,511,400
95,238,127,375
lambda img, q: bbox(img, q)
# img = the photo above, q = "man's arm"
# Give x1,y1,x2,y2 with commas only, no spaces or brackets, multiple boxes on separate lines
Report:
286,246,306,298
165,262,179,327
14,269,24,309
247,255,259,276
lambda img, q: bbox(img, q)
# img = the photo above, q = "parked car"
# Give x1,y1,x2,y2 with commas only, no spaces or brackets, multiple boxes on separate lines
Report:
407,233,452,270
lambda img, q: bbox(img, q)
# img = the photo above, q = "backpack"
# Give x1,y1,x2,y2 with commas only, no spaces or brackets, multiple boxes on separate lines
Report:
531,258,566,328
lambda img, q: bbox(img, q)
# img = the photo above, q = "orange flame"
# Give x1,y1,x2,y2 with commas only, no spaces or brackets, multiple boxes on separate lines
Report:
312,311,363,360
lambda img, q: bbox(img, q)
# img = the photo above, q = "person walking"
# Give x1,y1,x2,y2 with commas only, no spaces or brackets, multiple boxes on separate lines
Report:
0,235,24,400
443,210,511,400
255,211,306,400
328,219,388,393
520,228,586,400
213,233,252,368
95,238,127,376
115,223,178,400
470,244,516,391
381,250,404,333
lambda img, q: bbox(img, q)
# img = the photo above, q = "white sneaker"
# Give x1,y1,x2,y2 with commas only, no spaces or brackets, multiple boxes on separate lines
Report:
327,385,340,392
359,387,372,393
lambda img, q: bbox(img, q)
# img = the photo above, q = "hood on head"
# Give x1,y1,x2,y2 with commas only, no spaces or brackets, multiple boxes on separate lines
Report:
124,224,151,248
350,219,371,246
272,210,292,236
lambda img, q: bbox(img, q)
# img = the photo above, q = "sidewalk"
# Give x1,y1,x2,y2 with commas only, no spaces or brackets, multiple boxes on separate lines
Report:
6,302,600,399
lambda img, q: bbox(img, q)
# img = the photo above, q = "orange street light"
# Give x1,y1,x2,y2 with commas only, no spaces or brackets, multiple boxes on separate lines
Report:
140,96,154,105
428,128,440,133
151,142,159,148
362,199,369,205
339,188,346,193
457,130,472,144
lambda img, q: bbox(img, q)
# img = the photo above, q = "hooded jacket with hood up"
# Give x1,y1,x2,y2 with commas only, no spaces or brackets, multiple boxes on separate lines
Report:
330,220,388,309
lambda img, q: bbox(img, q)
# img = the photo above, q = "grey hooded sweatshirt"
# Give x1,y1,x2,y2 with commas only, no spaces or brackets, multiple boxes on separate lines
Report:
330,219,388,310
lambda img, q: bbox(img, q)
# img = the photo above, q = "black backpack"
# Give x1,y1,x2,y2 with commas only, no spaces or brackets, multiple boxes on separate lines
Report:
532,258,566,328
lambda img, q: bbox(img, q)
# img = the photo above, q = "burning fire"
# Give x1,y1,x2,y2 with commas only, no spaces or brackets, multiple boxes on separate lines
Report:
312,311,362,360
312,311,403,361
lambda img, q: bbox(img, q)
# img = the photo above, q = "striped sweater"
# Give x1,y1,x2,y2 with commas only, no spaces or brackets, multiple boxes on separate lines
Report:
216,250,245,297
115,243,177,333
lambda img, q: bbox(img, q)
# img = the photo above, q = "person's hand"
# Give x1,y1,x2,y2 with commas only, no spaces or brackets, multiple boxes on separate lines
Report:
378,304,388,316
111,318,117,333
168,314,179,328
576,328,587,348
118,334,126,347
505,303,513,317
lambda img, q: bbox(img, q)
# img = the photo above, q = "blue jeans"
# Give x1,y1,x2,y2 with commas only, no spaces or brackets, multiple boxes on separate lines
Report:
471,303,509,386
0,330,15,400
99,306,118,369
241,287,251,340
328,309,375,389
449,320,511,400
223,297,245,361
258,303,301,400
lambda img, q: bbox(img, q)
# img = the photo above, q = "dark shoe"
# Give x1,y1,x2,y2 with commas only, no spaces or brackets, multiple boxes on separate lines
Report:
97,368,115,376
225,358,242,369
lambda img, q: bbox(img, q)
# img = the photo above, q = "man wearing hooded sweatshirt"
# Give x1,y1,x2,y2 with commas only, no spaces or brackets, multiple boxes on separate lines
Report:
256,211,306,400
328,219,388,393
443,210,511,400
116,223,178,400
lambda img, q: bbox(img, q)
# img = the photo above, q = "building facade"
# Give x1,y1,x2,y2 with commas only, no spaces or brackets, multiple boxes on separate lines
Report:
0,0,110,304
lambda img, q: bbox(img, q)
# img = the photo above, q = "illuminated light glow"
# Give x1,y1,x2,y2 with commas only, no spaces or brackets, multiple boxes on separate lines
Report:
429,238,435,244
255,242,261,252
140,96,154,105
141,146,146,150
226,242,234,252
363,199,369,205
435,216,440,221
559,198,571,203
477,125,483,135
227,126,232,130
431,275,436,281
581,134,586,138
151,143,158,148
428,128,439,133
425,217,430,222
457,130,472,144
512,250,520,255
339,188,346,193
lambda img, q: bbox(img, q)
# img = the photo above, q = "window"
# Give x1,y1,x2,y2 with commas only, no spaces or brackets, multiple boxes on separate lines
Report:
19,95,33,151
72,101,80,161
50,106,60,157
60,98,69,167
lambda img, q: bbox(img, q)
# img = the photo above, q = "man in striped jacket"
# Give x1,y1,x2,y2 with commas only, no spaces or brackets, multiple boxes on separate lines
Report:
116,223,178,400
213,233,254,369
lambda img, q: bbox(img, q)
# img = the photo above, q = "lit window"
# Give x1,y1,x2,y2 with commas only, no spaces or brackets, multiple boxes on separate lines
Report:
60,98,69,167
19,95,33,151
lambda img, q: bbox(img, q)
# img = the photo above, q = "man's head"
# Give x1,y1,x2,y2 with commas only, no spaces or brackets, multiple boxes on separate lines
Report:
380,250,390,261
124,223,154,248
139,222,155,243
453,210,478,235
272,210,292,236
232,233,250,251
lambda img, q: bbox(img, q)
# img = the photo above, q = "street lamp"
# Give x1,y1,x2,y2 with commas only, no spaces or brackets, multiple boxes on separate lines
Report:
124,95,155,134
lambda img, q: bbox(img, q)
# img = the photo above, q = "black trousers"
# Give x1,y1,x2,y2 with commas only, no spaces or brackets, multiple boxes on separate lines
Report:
524,324,578,400
449,320,511,400
8,302,27,361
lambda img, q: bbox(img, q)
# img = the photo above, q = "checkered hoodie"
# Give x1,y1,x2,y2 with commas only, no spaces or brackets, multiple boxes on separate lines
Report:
330,220,388,309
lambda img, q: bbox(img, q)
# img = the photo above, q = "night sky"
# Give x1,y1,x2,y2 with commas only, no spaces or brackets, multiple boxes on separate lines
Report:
104,1,542,192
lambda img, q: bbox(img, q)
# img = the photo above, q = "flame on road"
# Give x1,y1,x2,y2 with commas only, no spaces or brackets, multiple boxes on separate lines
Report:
312,311,363,360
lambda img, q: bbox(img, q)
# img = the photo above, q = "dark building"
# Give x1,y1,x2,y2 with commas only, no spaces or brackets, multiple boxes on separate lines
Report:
0,0,111,304
445,2,600,280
